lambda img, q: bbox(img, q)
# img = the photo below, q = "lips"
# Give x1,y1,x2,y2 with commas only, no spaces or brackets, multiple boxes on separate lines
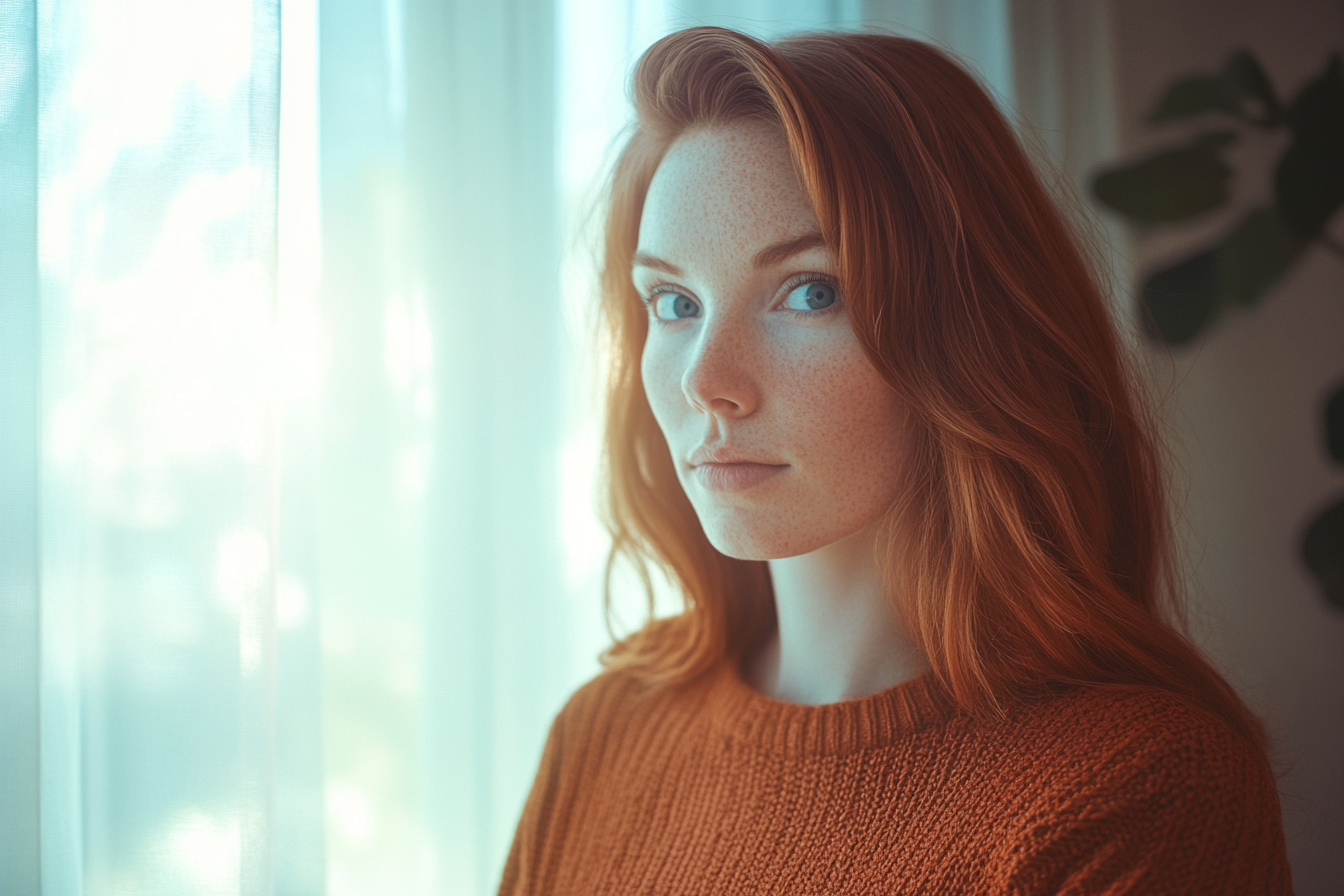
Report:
692,462,787,493
688,443,783,466
687,444,789,493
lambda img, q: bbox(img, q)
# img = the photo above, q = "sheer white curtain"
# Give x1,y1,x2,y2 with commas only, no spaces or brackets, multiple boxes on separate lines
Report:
0,1,1115,893
4,1,308,892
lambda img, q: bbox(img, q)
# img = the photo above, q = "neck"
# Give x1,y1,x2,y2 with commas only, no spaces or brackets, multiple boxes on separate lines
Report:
747,524,926,705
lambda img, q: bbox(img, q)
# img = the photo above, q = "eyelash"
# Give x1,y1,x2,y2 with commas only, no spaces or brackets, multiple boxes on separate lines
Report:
638,273,843,325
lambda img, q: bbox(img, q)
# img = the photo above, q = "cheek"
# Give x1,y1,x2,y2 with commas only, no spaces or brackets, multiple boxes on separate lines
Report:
780,342,906,493
774,339,898,439
641,338,683,435
838,361,902,446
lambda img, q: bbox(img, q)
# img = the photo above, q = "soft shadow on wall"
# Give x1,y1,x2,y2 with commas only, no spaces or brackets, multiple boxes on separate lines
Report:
1096,2,1344,894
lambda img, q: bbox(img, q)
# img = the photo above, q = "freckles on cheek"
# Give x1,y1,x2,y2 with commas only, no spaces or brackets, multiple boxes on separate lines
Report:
777,340,878,433
786,342,906,514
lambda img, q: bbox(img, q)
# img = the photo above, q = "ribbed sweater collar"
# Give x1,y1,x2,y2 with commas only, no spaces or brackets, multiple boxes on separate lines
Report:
700,657,957,758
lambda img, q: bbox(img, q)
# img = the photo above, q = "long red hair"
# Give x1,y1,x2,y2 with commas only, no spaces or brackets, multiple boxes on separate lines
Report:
597,27,1268,756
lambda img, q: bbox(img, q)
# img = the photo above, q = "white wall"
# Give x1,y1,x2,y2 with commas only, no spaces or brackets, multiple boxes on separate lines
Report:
1104,2,1344,892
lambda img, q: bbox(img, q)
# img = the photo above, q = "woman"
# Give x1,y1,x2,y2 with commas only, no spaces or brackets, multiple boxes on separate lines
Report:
501,26,1292,895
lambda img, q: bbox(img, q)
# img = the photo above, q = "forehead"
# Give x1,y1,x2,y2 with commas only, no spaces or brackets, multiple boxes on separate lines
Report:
637,120,819,262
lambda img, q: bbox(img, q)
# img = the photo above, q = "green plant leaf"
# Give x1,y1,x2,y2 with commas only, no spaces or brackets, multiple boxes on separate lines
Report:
1302,496,1344,611
1136,208,1305,344
1214,207,1305,307
1326,385,1344,464
1275,55,1344,239
1139,249,1220,344
1222,49,1283,125
1189,129,1239,152
1149,75,1234,122
1093,131,1236,224
1146,51,1283,125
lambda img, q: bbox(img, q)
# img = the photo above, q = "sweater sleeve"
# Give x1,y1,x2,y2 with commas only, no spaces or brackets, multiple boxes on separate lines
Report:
999,696,1293,896
497,702,569,896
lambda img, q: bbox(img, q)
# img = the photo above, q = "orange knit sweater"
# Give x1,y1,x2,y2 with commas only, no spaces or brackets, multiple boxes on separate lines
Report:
499,657,1292,895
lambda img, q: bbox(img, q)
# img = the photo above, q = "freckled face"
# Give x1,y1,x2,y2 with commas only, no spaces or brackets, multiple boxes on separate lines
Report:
635,120,908,560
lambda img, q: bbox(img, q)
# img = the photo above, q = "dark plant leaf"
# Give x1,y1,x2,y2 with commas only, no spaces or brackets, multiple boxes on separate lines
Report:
1093,131,1236,224
1214,207,1305,307
1302,496,1344,611
1287,55,1344,148
1146,51,1283,125
1190,129,1239,152
1139,250,1220,344
1221,49,1283,125
1275,55,1344,239
1149,75,1235,122
1326,385,1344,464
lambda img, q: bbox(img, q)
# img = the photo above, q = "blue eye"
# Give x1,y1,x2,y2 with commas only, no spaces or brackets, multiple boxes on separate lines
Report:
782,280,838,312
651,291,701,320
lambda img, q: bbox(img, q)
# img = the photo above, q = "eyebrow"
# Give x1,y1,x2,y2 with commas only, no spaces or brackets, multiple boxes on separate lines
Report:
631,230,828,277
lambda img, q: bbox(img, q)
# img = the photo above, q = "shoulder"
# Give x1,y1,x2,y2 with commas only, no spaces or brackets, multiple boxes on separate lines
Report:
552,666,644,728
551,664,669,734
546,662,711,759
992,685,1291,894
1014,683,1254,759
508,668,662,840
1011,684,1271,794
1003,684,1278,821
499,666,680,894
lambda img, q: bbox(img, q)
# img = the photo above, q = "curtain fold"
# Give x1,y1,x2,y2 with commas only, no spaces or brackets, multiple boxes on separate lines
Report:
0,1,41,887
17,1,310,892
1006,0,1131,330
241,2,281,893
314,1,568,890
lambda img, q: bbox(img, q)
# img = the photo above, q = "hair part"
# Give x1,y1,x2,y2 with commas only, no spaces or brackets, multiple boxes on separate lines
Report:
596,27,1269,760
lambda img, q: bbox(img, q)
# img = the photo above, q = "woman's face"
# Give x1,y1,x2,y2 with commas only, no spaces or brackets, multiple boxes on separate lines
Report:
635,120,908,560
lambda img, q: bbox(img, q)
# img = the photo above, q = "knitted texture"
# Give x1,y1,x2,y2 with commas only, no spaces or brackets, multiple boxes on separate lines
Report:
499,658,1293,895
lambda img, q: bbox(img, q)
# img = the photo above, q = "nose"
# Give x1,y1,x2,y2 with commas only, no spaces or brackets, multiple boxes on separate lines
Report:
680,314,758,419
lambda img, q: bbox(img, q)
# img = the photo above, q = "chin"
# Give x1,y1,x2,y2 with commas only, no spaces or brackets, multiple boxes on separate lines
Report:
700,518,826,562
